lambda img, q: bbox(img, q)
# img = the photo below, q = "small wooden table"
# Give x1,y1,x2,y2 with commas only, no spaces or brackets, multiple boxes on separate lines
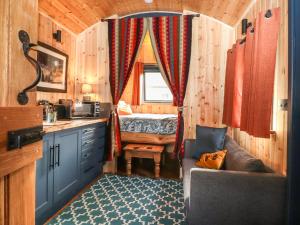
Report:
124,144,164,178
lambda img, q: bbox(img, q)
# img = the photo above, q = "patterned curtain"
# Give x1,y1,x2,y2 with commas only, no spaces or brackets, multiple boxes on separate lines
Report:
108,18,147,159
148,15,193,157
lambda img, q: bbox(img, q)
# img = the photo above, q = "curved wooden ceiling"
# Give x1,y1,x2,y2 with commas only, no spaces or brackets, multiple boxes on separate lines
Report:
39,0,253,34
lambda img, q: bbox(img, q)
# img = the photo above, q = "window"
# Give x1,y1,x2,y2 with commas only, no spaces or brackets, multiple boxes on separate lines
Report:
143,65,173,103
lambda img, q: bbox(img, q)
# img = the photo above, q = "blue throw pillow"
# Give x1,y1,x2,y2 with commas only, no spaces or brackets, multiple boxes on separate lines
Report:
192,125,228,159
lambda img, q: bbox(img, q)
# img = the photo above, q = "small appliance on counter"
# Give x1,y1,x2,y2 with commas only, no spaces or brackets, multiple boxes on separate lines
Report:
37,100,57,123
98,102,112,118
54,104,71,120
38,100,53,121
55,99,73,120
38,99,73,121
72,101,101,118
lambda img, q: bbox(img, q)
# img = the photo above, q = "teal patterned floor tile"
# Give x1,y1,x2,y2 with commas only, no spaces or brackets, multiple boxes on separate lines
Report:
47,174,187,225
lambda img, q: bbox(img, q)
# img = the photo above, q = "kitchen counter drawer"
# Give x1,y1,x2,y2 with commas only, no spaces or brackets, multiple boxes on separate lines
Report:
82,123,106,139
80,159,98,188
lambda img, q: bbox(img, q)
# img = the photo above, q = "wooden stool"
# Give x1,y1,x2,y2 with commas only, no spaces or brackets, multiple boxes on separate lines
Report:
124,144,164,178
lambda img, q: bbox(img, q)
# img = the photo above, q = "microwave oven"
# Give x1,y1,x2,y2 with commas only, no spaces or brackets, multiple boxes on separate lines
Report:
73,101,101,118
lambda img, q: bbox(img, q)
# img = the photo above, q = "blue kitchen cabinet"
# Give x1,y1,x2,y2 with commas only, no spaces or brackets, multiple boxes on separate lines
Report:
35,122,107,225
53,128,81,207
35,134,54,225
79,123,106,188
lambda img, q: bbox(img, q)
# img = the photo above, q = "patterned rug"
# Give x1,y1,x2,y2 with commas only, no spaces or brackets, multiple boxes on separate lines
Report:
47,174,187,225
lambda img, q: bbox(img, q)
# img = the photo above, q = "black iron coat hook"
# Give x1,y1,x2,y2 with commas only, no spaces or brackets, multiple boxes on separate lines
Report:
17,30,43,105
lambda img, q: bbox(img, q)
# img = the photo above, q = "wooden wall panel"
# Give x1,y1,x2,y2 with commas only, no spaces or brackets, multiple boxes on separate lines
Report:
0,177,4,225
37,13,77,103
0,0,9,107
184,15,235,138
76,22,111,103
0,0,38,106
233,0,288,175
8,163,36,225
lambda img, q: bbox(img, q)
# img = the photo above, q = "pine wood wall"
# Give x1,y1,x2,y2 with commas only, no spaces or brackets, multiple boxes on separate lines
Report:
76,22,111,103
184,16,235,138
233,0,288,175
37,13,77,103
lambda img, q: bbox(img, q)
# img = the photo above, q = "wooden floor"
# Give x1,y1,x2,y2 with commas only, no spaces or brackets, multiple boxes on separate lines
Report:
117,150,180,180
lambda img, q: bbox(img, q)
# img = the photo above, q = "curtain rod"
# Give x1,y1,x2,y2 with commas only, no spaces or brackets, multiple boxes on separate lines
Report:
101,13,200,22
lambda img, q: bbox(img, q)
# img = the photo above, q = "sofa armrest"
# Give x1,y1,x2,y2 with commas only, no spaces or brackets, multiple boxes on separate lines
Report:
188,168,286,225
184,139,197,159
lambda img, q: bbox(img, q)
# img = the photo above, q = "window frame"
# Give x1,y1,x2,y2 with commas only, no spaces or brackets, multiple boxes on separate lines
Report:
142,64,173,104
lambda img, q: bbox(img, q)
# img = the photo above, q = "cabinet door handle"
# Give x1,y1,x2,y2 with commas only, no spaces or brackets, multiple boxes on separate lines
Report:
55,144,60,167
84,166,94,173
49,145,54,169
83,140,94,146
83,128,94,134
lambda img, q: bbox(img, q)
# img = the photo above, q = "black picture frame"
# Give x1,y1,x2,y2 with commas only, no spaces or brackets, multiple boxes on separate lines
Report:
36,41,68,93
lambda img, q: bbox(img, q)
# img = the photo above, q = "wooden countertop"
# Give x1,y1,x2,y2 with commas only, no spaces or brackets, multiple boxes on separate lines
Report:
43,118,108,134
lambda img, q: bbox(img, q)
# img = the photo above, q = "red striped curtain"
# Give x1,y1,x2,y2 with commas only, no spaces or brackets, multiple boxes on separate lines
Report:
108,18,147,160
148,15,193,157
131,62,144,105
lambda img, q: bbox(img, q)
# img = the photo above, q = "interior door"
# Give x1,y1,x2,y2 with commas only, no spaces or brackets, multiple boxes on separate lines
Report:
0,107,43,225
53,129,80,205
0,0,40,225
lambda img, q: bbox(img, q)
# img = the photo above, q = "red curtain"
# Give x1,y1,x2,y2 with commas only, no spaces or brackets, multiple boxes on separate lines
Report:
223,8,280,138
222,40,245,128
232,41,245,127
222,47,235,125
242,8,281,138
240,28,255,131
248,8,281,137
107,18,147,160
149,15,193,157
131,62,144,105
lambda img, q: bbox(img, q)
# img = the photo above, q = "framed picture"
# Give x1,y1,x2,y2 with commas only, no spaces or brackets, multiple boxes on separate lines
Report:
36,42,68,92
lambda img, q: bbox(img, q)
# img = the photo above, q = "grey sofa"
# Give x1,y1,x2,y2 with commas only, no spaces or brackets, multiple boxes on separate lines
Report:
183,135,286,225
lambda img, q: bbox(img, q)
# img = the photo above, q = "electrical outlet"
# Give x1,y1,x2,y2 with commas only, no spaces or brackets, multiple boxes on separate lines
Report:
279,99,288,111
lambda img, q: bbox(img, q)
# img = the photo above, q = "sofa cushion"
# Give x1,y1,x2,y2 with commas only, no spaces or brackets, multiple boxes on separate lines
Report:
224,136,266,172
195,150,227,170
182,158,197,211
192,125,227,159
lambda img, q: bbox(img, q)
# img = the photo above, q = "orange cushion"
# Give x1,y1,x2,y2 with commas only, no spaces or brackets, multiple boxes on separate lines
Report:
118,103,133,115
195,150,227,170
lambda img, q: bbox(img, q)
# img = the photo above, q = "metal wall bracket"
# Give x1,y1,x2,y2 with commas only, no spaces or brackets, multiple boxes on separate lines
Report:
279,99,288,111
17,30,43,105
